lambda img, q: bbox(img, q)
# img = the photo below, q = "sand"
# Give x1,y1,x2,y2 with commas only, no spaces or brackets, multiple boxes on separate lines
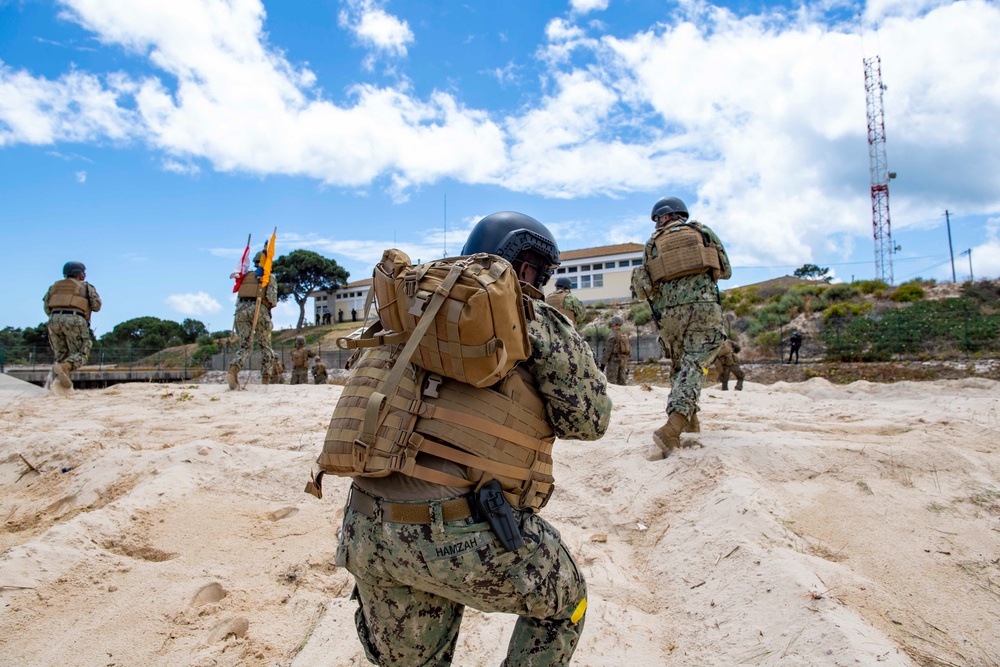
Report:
1,374,998,666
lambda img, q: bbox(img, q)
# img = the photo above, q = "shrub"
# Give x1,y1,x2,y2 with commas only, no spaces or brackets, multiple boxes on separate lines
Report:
196,334,214,346
890,283,926,303
854,279,889,296
755,331,780,350
822,302,872,320
821,283,859,304
192,343,219,364
628,301,652,326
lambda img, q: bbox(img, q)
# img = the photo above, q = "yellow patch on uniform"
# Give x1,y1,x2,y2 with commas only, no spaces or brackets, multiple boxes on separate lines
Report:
571,597,587,623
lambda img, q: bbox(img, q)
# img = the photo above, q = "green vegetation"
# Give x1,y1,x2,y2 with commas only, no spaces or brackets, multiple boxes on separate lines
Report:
890,282,926,303
627,301,652,326
273,249,349,330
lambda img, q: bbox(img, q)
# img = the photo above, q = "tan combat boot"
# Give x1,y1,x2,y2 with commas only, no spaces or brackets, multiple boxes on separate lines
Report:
686,411,700,433
226,365,239,390
652,412,689,459
53,362,72,389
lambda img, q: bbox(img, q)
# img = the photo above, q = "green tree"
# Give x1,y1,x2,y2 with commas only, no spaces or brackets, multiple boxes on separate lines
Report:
793,263,831,282
272,249,349,330
181,318,209,343
100,316,186,351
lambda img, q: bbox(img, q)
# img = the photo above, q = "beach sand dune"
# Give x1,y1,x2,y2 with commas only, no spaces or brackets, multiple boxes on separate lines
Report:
1,377,997,666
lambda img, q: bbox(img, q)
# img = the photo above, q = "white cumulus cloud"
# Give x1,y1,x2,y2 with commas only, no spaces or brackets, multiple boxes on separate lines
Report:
166,291,223,316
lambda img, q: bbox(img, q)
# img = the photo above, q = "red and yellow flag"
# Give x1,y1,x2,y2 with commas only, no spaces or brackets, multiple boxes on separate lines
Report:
231,234,251,293
260,228,277,287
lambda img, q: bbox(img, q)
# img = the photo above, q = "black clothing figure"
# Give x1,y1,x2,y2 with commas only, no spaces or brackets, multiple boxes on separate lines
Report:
788,331,802,364
351,308,357,322
338,309,344,323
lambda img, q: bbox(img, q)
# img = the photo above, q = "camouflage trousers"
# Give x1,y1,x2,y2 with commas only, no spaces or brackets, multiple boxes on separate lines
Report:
336,487,587,667
313,372,328,385
719,363,745,388
47,313,92,370
656,301,724,419
229,303,275,374
604,357,628,385
290,367,308,384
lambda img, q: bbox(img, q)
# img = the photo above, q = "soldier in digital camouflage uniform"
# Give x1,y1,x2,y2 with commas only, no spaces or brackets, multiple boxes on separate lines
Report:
599,315,631,385
333,212,611,667
715,335,745,391
290,335,315,384
312,357,328,384
631,197,731,457
227,251,279,389
544,276,586,329
43,261,102,389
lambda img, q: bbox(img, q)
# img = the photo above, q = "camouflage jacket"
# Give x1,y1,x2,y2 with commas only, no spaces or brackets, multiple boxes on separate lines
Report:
525,299,612,440
633,220,731,309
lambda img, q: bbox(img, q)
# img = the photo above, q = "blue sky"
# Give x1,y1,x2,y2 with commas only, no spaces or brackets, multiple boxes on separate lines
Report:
3,0,999,335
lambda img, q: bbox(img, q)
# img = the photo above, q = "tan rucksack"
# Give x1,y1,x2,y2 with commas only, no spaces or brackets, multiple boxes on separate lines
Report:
339,250,531,388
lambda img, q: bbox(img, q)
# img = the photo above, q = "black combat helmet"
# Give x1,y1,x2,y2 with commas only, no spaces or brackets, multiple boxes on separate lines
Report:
651,197,688,222
62,261,86,277
555,276,572,290
253,250,264,265
461,211,560,288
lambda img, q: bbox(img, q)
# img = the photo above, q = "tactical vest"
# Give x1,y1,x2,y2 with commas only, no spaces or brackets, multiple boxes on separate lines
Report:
614,330,631,360
316,345,555,511
646,223,722,286
237,273,261,299
291,347,311,368
544,290,576,326
47,278,91,319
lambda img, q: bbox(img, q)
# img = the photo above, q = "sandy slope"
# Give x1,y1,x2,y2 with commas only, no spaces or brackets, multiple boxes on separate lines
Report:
1,376,997,667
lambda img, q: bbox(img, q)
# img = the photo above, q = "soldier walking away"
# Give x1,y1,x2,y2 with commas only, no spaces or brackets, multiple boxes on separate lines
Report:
715,335,745,391
351,307,357,322
290,336,315,384
545,276,586,328
787,330,802,364
43,261,101,389
600,315,631,385
311,357,328,384
631,196,731,458
227,251,278,389
311,211,611,667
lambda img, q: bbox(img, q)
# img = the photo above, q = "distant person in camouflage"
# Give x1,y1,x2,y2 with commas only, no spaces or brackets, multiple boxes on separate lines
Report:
290,336,315,384
632,196,731,457
311,357,328,384
43,261,102,389
227,251,279,389
600,315,631,385
331,212,611,667
715,335,745,391
545,276,586,328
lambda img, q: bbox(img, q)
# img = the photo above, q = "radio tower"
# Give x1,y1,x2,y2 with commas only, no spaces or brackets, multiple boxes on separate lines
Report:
864,56,894,284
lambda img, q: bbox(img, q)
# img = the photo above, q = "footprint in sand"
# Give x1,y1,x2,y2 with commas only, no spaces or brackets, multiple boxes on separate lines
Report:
206,616,249,643
189,582,228,607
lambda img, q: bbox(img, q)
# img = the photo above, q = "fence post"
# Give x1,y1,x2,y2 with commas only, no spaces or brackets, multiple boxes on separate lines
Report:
963,309,970,359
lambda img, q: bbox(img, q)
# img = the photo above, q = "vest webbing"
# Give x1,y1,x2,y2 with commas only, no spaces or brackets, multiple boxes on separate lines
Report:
646,223,722,286
544,290,576,326
47,279,91,319
317,344,556,511
237,274,261,299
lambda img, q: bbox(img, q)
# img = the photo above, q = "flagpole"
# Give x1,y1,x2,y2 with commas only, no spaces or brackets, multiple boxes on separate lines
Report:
243,227,277,389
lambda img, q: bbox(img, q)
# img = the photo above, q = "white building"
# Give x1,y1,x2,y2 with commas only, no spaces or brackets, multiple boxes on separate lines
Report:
311,242,644,322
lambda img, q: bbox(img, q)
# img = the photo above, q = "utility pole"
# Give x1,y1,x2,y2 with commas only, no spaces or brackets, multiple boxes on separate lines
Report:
945,210,956,282
960,248,973,282
443,194,447,258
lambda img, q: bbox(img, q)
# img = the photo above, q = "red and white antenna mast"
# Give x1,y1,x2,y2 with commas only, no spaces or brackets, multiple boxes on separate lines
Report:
864,56,895,284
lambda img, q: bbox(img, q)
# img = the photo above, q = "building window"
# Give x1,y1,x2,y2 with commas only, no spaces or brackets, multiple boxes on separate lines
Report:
581,275,592,289
570,279,578,289
568,266,577,273
632,259,642,266
593,273,603,287
580,264,591,271
556,267,566,274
